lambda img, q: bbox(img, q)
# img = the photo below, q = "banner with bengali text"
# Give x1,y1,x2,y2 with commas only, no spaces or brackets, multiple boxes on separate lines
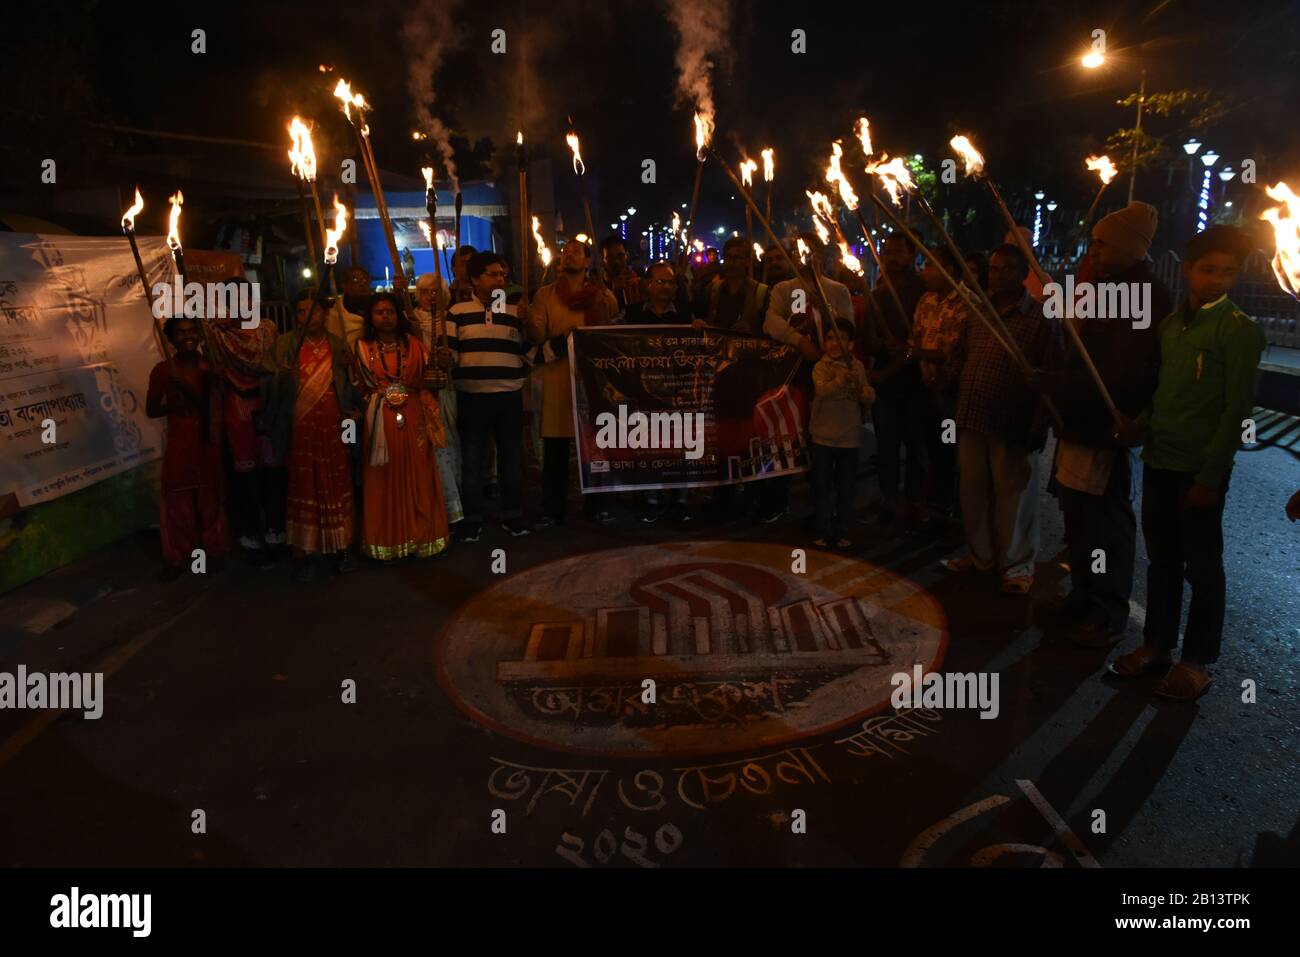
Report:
0,233,171,508
569,325,810,492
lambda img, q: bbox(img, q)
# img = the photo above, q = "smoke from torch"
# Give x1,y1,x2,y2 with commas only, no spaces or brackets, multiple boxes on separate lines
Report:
166,191,184,251
288,117,318,182
1262,182,1300,300
401,0,461,192
667,0,732,160
949,134,986,177
121,187,144,231
565,133,585,176
1086,155,1118,185
324,195,348,264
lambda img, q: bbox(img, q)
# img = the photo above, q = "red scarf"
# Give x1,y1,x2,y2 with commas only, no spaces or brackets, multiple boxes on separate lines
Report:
553,276,606,327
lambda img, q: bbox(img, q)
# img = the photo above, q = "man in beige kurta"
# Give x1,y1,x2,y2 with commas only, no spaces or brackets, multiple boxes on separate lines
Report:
526,240,618,527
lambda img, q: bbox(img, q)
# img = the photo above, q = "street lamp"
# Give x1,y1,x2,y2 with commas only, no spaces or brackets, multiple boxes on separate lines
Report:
1196,149,1219,233
1218,167,1235,183
627,207,637,216
1081,50,1105,69
1183,139,1202,156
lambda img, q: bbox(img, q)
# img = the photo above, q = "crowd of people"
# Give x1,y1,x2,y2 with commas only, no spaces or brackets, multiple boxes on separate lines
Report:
146,200,1275,702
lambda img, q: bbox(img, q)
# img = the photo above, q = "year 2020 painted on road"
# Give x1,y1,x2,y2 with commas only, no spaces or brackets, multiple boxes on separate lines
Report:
435,540,947,757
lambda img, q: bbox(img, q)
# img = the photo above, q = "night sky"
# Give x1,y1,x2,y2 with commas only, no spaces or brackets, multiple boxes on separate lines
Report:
4,0,1299,243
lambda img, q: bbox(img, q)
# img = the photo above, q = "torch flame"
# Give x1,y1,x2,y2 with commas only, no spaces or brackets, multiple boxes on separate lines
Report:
863,155,915,206
121,187,144,231
1085,154,1117,186
761,148,775,183
672,211,681,235
565,133,585,176
575,233,590,245
421,166,435,191
949,134,985,177
796,237,810,264
332,78,368,123
517,131,523,145
855,117,873,157
753,242,764,260
807,190,835,223
812,218,831,247
825,140,859,210
165,191,184,251
740,158,757,188
287,116,318,183
323,195,348,264
693,112,712,161
531,215,553,268
419,220,432,246
838,241,864,276
692,239,705,254
1261,182,1300,300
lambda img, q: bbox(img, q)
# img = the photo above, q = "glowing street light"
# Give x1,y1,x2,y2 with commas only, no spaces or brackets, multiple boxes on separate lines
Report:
1081,50,1105,69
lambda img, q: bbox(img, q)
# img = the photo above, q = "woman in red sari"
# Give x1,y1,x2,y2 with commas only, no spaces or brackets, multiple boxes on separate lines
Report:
267,293,360,581
353,293,450,560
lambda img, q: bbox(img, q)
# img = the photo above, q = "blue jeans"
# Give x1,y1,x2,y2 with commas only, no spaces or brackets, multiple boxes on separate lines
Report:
812,443,858,538
457,390,523,524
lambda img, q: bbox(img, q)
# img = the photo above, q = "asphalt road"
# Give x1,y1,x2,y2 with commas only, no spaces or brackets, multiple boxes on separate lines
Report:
0,411,1296,868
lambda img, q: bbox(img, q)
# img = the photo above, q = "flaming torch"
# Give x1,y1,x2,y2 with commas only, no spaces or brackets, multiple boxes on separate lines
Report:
761,147,775,225
287,116,328,278
707,145,851,367
323,194,349,275
671,211,682,257
517,132,530,302
566,127,601,283
421,167,448,385
531,215,554,286
1262,182,1300,300
120,188,174,374
333,77,403,279
1082,154,1119,231
740,158,757,277
686,112,711,246
166,190,224,371
947,132,1104,424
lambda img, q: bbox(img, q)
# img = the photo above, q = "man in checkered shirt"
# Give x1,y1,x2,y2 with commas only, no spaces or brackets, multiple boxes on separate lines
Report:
943,243,1060,594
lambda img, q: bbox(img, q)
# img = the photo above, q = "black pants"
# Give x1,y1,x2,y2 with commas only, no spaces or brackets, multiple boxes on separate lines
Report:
1140,467,1229,663
1058,449,1136,631
458,390,524,524
543,437,599,521
921,390,957,514
230,467,287,540
872,384,927,508
812,443,858,538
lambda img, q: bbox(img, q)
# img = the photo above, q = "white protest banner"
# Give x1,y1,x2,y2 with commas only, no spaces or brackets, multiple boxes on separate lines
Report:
0,234,170,507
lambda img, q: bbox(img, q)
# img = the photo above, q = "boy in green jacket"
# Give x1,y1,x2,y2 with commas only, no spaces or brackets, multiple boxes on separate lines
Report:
1111,225,1266,700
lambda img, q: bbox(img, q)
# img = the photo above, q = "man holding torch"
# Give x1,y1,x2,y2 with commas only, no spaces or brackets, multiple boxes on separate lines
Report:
1031,201,1170,646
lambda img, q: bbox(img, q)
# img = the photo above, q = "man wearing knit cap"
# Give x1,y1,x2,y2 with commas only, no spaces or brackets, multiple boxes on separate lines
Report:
1034,201,1171,646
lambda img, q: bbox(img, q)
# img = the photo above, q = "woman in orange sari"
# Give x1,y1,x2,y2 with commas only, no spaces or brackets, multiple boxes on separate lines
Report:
352,293,450,560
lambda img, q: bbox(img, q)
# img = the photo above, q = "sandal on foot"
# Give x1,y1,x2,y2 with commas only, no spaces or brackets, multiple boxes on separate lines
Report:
1107,647,1172,678
942,554,990,573
834,537,853,549
1154,663,1214,701
999,574,1034,595
812,537,830,548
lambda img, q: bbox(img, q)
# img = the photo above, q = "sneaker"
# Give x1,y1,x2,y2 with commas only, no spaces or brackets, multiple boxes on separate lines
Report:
585,510,615,526
458,523,482,543
760,508,787,524
502,519,531,537
639,509,661,525
677,509,695,524
535,515,562,531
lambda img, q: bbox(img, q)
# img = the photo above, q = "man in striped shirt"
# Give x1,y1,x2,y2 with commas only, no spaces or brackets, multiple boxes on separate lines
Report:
447,252,530,541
